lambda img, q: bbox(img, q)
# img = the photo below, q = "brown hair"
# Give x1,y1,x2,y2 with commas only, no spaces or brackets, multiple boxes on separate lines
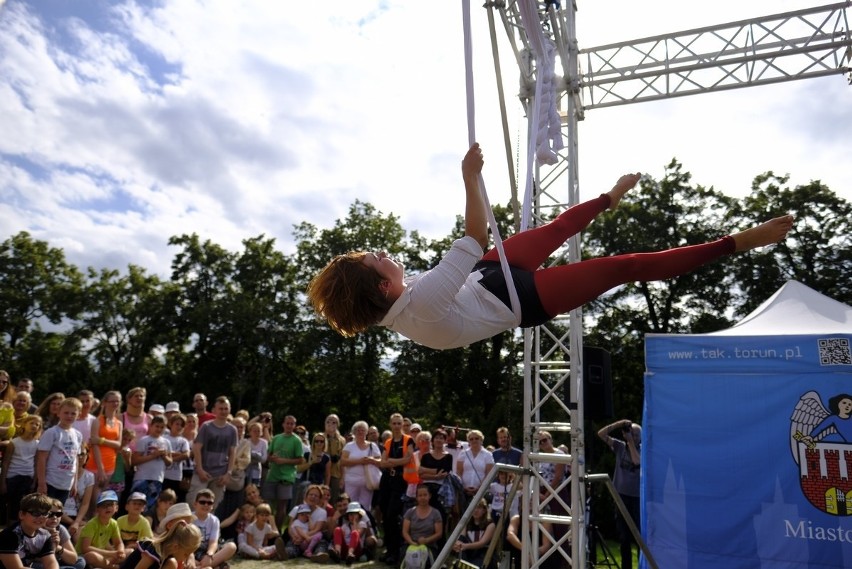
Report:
307,252,391,336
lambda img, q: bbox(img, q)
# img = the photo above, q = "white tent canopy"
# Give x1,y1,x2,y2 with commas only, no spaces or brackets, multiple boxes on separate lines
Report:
709,280,852,336
643,280,852,569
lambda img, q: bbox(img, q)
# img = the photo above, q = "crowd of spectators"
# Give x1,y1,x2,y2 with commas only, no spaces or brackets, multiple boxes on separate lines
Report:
0,371,572,569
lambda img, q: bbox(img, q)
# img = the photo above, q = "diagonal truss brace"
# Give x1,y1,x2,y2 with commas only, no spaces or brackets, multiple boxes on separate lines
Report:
581,2,852,109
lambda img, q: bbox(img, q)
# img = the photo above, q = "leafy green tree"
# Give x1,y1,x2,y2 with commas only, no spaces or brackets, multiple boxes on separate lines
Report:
164,234,301,411
729,175,852,313
12,329,93,395
74,265,172,394
582,161,738,430
228,235,301,413
164,234,238,401
0,232,84,386
0,232,84,354
293,201,410,424
585,161,738,335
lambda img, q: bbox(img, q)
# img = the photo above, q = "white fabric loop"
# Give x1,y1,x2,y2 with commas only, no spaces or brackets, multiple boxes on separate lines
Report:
462,0,522,326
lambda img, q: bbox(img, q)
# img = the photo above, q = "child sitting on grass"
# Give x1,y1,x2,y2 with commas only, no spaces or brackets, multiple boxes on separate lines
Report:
331,502,376,565
238,503,283,560
117,493,153,552
119,520,202,569
191,489,236,569
78,490,126,569
288,504,323,559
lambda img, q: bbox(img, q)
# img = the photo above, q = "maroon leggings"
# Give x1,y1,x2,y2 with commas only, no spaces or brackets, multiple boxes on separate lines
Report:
481,194,735,319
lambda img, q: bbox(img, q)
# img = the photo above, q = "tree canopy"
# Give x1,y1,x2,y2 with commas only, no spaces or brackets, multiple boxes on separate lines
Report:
1,166,847,439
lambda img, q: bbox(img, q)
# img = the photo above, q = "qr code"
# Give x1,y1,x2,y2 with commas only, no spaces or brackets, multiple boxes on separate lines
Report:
818,338,852,365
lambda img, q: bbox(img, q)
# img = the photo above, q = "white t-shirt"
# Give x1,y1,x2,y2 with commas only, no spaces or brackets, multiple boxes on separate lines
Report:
7,437,39,477
248,438,268,482
339,519,368,545
37,426,83,490
73,415,97,446
64,470,95,517
193,514,220,551
378,236,516,350
164,434,190,481
134,435,172,482
489,481,519,517
243,521,274,548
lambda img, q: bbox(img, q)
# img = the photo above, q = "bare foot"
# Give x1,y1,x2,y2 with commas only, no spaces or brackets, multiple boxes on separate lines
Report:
731,215,794,252
607,173,641,210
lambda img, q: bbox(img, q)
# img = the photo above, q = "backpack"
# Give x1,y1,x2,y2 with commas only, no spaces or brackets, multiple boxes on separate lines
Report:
402,544,430,569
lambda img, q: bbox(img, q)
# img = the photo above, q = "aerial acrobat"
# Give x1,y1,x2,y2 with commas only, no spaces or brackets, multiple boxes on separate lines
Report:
308,143,793,350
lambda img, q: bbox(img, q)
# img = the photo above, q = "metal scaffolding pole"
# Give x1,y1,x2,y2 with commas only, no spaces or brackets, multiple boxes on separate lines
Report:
466,2,852,569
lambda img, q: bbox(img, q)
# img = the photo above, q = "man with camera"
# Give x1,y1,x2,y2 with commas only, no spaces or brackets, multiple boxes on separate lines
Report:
597,419,641,569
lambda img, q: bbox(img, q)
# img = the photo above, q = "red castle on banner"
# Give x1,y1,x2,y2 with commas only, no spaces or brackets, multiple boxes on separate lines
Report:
797,441,852,516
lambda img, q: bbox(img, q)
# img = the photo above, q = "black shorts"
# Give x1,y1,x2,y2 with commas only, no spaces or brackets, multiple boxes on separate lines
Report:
472,260,549,328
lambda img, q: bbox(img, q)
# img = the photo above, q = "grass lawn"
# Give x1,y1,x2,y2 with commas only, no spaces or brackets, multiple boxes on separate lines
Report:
230,539,640,569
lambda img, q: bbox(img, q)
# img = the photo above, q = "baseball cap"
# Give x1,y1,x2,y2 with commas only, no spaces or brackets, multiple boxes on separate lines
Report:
128,492,147,503
149,404,165,414
165,401,181,413
297,504,312,514
97,490,119,505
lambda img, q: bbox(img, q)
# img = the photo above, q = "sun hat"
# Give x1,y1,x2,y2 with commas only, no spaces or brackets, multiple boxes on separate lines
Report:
165,401,181,413
149,403,165,414
158,502,194,533
128,492,147,503
346,502,366,517
297,504,312,514
97,490,119,505
410,423,422,432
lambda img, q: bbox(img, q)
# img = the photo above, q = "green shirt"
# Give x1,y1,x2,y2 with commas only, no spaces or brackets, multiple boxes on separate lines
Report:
117,515,153,546
266,433,304,484
78,517,120,552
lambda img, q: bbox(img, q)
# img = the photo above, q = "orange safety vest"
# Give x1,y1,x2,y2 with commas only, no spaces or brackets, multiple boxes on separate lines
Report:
384,434,420,484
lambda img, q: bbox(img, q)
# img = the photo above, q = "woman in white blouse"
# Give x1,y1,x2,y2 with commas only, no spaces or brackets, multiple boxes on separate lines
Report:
456,430,494,498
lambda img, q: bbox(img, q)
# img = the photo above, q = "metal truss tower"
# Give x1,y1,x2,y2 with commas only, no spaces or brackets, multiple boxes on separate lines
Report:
482,2,852,568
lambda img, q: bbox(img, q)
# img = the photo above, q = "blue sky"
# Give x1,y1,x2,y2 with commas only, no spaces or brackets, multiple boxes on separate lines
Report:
1,0,850,277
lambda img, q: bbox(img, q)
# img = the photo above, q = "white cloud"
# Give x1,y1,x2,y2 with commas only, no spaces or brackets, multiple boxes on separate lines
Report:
0,0,849,280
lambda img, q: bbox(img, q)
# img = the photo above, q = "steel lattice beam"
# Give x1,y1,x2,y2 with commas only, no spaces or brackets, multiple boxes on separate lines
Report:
581,2,852,109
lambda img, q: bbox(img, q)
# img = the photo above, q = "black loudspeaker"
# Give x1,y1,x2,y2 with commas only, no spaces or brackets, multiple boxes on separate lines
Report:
583,346,613,420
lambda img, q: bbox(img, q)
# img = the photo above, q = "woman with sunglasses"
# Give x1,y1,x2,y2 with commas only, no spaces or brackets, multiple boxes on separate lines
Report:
297,433,331,489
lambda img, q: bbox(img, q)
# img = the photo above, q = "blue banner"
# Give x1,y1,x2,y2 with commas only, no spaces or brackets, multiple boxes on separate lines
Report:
642,333,852,569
